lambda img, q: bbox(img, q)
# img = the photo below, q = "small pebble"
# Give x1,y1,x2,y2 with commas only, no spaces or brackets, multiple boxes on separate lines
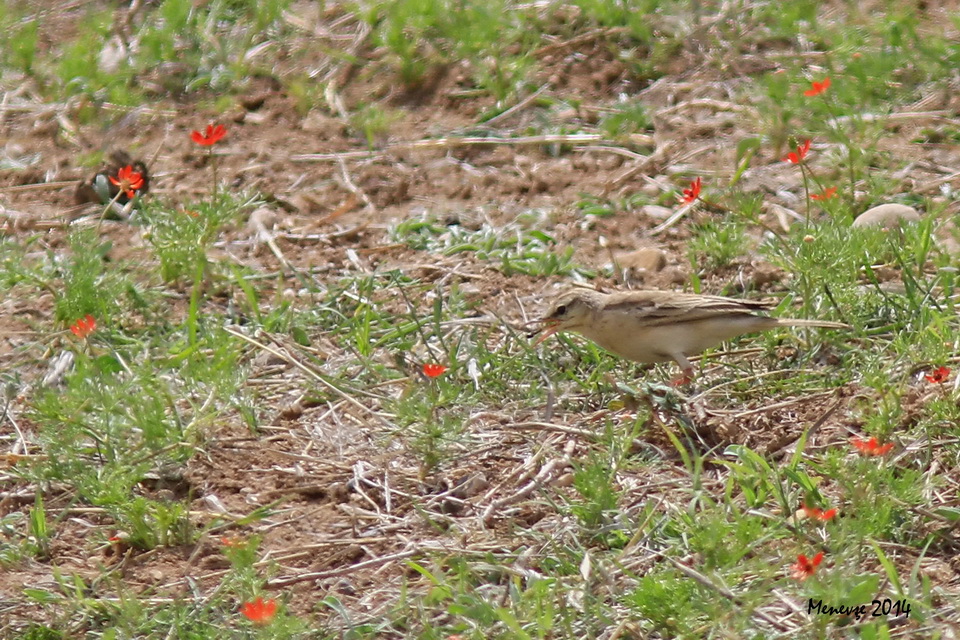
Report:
852,203,920,228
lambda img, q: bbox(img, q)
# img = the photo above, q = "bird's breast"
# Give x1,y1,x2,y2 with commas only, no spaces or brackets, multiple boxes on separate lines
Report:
576,312,774,363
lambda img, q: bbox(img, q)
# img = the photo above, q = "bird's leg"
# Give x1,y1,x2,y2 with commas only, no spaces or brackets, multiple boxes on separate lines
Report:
669,353,695,387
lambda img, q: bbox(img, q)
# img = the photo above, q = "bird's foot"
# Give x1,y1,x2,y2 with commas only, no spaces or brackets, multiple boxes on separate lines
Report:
670,368,694,388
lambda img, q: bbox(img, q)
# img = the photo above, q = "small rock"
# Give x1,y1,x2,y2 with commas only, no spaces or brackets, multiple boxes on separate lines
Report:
750,262,785,288
617,247,667,274
640,181,661,197
278,400,304,420
852,203,920,228
661,265,688,286
243,111,268,125
617,247,673,285
450,473,489,499
247,206,277,233
239,92,271,111
640,204,673,220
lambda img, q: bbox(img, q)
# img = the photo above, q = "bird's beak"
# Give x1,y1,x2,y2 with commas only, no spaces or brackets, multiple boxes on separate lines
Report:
532,320,560,346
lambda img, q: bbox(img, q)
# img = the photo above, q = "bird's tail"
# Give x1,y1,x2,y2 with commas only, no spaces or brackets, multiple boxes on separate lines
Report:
776,318,850,329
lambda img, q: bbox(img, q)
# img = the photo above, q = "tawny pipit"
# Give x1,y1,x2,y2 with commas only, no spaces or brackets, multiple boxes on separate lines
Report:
535,289,848,383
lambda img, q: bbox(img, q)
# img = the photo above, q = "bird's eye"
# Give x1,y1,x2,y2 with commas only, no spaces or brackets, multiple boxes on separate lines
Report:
554,304,567,317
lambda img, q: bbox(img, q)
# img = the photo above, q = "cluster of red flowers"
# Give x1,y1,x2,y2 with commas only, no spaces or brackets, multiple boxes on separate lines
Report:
810,186,837,201
804,77,831,97
801,504,838,522
783,138,811,165
791,551,824,581
70,315,97,339
423,363,447,378
191,123,227,146
680,176,701,204
109,165,145,200
851,436,894,456
925,365,951,384
106,123,226,202
783,77,840,200
240,596,277,626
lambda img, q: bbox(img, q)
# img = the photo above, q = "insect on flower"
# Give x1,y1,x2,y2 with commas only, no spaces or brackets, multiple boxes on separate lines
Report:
924,366,950,384
850,436,894,456
422,363,447,379
810,186,837,201
783,139,811,164
191,124,227,146
791,551,824,581
108,165,145,200
680,177,702,204
240,597,277,626
804,77,831,97
70,315,97,339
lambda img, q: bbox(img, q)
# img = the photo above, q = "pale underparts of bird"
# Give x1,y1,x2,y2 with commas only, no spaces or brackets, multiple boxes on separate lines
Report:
536,289,849,384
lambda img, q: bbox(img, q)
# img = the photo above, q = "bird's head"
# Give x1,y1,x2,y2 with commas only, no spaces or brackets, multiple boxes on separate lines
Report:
533,290,602,345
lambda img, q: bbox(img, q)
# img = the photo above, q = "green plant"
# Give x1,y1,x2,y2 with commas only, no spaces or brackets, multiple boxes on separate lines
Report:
140,192,255,284
391,217,595,278
687,216,748,272
349,104,399,149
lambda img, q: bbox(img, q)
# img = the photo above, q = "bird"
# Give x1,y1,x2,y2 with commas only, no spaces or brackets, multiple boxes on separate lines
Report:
535,288,849,384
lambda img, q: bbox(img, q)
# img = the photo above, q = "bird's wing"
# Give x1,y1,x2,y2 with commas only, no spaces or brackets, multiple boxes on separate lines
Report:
602,291,774,326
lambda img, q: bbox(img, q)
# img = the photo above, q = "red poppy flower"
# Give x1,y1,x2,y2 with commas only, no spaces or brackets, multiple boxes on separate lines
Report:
191,124,227,146
803,77,831,97
70,315,97,339
924,366,950,384
850,436,894,456
791,551,824,581
810,186,837,201
801,504,838,521
108,165,145,200
240,597,277,626
423,363,447,378
784,139,811,164
680,176,702,204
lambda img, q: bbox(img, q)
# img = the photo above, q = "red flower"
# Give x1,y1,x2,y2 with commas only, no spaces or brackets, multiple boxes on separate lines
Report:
791,551,824,581
70,315,97,339
924,366,951,384
221,535,243,547
191,124,227,146
810,186,837,201
783,139,811,164
851,436,894,456
240,597,277,626
801,504,838,521
108,165,145,200
803,77,831,97
423,363,447,378
680,177,702,204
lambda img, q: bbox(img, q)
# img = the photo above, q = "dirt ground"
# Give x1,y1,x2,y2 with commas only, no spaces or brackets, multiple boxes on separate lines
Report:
3,0,960,633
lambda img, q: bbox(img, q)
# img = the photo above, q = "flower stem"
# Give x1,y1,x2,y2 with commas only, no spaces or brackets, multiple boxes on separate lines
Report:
210,148,218,201
96,189,125,234
818,93,855,215
799,162,811,223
